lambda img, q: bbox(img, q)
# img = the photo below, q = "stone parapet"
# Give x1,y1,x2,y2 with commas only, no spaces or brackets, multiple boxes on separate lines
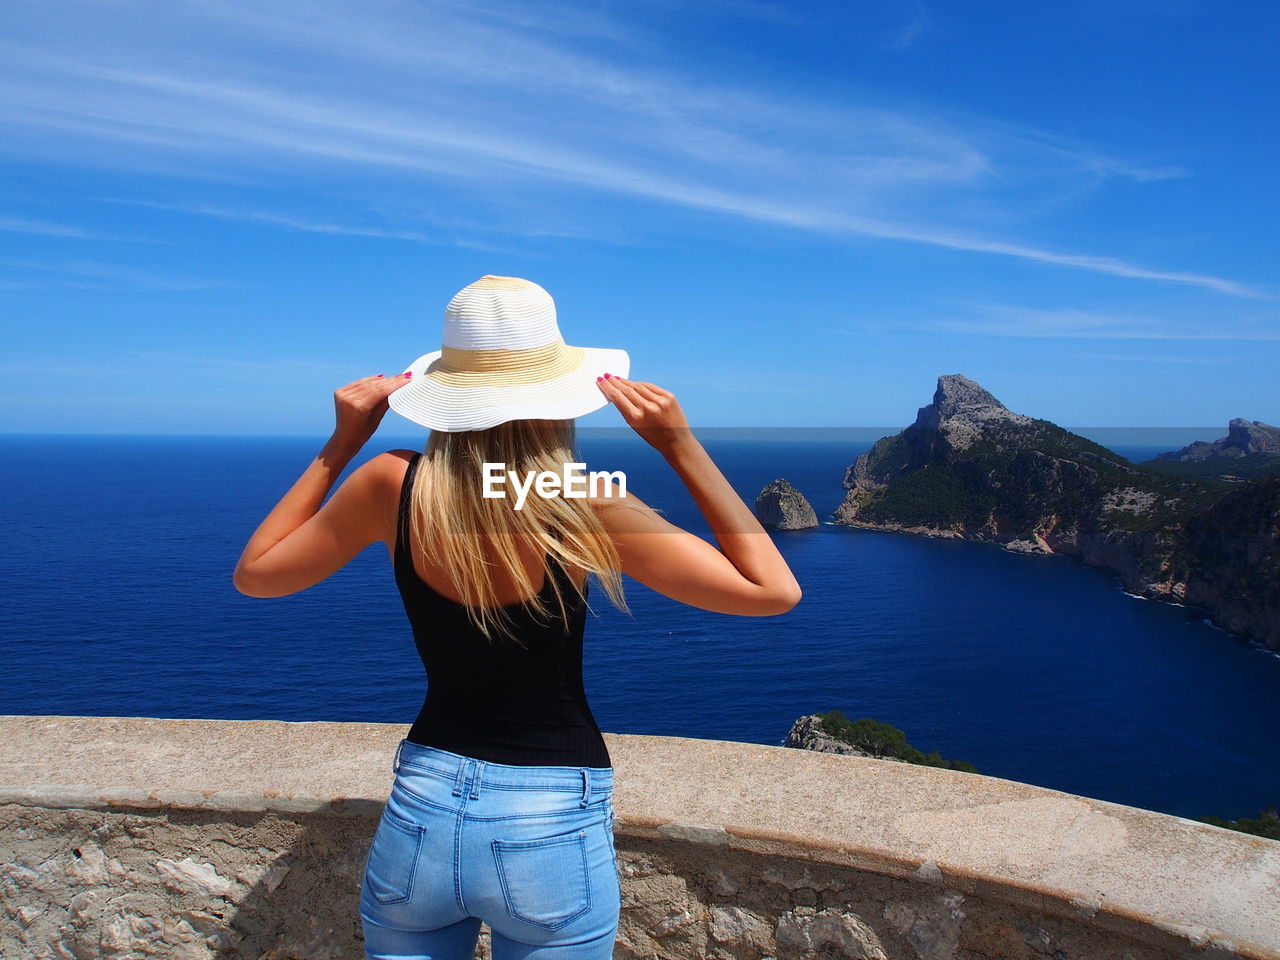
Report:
1,715,1276,959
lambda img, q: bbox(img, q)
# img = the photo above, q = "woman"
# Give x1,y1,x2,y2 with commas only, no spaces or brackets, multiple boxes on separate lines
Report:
233,276,802,960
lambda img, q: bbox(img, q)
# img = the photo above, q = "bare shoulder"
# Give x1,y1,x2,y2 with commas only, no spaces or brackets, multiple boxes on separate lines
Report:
361,449,417,489
357,450,420,543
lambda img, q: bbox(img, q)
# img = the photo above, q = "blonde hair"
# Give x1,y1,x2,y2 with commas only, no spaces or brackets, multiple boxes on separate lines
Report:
404,419,634,644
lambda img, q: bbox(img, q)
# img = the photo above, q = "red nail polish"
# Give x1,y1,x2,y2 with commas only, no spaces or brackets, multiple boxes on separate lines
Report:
376,374,385,378
603,373,612,379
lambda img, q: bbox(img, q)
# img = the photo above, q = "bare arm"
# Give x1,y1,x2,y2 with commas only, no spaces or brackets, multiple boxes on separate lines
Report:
594,374,802,616
233,373,409,597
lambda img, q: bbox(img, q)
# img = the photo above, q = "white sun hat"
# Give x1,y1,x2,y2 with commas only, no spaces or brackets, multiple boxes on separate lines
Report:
388,275,631,432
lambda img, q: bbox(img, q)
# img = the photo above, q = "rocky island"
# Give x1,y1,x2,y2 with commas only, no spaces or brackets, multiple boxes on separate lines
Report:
1157,418,1280,463
755,479,818,530
1141,418,1280,483
833,374,1280,651
784,714,905,761
784,711,979,772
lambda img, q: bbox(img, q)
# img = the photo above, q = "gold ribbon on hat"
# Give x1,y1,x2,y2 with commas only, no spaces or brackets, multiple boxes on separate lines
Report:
427,339,587,386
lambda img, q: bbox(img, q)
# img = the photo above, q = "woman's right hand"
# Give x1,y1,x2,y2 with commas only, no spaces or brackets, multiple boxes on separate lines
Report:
592,372,802,617
596,374,694,457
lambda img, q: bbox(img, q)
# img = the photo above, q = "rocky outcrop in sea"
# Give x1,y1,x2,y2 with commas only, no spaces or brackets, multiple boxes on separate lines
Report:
782,715,904,762
755,479,818,530
832,374,1280,652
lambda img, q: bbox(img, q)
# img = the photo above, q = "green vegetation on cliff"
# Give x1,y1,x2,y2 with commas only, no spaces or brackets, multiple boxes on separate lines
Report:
816,709,980,774
1171,474,1280,607
856,415,1220,539
1139,452,1280,482
1195,805,1280,841
837,375,1280,651
859,461,994,529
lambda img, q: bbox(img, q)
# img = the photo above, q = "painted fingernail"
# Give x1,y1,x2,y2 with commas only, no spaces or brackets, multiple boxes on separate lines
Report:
596,376,603,381
603,372,612,379
402,372,412,379
376,374,385,378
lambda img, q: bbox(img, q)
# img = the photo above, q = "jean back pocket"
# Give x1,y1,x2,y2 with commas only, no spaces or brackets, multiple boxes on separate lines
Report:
491,829,591,929
365,807,425,905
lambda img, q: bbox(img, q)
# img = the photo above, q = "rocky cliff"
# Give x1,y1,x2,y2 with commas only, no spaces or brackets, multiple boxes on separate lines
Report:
1141,419,1280,483
1157,419,1280,462
1180,474,1280,645
833,374,1280,651
755,479,818,530
783,713,978,772
783,714,888,758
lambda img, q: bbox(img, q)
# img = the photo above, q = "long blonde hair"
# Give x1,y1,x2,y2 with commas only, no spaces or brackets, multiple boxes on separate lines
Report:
404,418,633,644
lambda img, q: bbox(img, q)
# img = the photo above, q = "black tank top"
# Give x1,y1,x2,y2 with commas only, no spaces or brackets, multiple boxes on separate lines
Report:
394,451,611,768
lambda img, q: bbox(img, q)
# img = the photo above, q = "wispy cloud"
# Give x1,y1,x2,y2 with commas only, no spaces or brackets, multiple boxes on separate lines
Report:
886,5,933,50
0,215,98,238
0,0,1259,297
120,349,358,377
0,350,361,380
97,197,584,254
906,304,1280,340
0,258,238,291
626,0,803,25
0,212,168,244
114,200,440,242
1073,352,1268,365
660,372,835,394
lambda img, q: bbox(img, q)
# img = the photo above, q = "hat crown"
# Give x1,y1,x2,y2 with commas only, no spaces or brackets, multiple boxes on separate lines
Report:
389,273,629,431
443,276,562,352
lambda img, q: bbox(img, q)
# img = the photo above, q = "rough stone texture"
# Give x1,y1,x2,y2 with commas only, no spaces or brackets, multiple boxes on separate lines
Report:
782,715,910,764
910,374,1035,453
755,479,820,530
1157,420,1280,462
2,716,1278,959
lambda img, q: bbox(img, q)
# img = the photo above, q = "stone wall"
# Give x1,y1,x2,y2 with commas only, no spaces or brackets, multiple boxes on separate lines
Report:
1,716,1277,960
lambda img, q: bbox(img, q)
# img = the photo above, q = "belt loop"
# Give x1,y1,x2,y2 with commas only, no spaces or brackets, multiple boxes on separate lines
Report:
580,768,590,807
452,757,468,797
393,740,404,774
469,760,485,800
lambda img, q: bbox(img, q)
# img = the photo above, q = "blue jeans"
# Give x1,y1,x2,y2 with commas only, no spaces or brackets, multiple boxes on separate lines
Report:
360,739,621,959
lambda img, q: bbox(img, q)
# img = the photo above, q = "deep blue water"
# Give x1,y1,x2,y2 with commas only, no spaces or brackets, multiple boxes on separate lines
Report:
2,430,1277,825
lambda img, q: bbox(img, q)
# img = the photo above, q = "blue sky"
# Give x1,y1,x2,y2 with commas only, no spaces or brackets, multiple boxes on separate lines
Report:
2,0,1277,434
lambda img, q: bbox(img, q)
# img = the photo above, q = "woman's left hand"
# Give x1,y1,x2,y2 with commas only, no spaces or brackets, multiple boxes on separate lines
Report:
331,373,412,452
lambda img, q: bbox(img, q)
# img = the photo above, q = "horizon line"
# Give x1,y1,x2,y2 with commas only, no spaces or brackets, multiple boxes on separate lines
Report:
0,426,1233,438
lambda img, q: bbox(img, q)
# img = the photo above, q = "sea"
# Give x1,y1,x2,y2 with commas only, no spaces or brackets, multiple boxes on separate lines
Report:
2,428,1277,825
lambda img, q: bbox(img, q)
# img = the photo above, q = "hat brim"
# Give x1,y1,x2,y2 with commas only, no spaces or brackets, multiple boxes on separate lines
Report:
387,346,631,432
